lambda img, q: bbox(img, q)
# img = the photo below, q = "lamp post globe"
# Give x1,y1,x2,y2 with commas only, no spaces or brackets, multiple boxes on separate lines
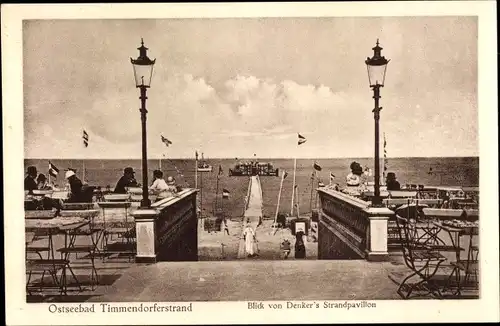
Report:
131,38,156,208
365,39,390,207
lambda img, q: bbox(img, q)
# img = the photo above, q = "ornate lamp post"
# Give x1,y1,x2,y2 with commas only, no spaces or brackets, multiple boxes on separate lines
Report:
131,38,156,208
365,39,390,207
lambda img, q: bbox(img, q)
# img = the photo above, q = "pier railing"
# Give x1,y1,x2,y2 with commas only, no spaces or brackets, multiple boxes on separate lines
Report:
132,189,198,263
317,187,394,261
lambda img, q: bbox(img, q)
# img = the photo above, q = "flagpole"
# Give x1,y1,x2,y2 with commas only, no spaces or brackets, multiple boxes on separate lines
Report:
195,154,198,189
200,166,203,219
309,172,314,213
48,162,51,185
273,171,286,235
215,171,220,215
291,157,297,216
295,185,300,218
82,160,86,183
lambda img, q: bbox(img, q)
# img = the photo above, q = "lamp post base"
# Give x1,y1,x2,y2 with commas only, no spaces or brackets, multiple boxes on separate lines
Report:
141,199,151,208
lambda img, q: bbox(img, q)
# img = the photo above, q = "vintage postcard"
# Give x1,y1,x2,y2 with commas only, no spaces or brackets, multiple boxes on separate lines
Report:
2,1,499,325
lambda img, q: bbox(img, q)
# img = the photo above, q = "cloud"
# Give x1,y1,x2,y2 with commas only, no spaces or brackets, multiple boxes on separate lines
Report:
25,73,371,158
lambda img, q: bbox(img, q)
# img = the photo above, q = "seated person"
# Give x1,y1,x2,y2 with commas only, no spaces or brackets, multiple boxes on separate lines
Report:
166,176,179,193
36,173,54,190
114,167,139,194
24,166,38,195
385,172,401,191
150,170,172,201
65,170,94,203
346,161,363,187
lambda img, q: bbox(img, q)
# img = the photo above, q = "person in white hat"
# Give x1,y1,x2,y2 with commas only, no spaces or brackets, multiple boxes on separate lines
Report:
65,169,83,202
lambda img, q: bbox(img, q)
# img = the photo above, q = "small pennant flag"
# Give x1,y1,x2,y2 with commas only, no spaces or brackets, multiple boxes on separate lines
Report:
218,165,224,176
48,161,59,177
82,130,89,147
330,172,336,181
195,151,199,161
298,133,307,145
222,188,230,198
283,171,288,179
161,135,172,147
313,162,322,171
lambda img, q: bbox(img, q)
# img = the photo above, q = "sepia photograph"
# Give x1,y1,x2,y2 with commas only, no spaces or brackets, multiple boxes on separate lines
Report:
3,2,499,325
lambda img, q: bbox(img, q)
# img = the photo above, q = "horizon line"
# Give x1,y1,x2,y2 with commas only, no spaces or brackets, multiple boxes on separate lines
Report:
24,155,480,160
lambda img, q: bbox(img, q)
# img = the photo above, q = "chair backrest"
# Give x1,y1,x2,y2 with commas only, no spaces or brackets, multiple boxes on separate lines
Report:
394,214,420,269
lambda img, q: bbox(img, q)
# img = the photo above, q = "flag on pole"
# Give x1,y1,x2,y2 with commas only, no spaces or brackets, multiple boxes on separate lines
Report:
222,189,230,198
298,133,307,145
82,130,89,147
313,161,322,171
48,161,59,177
161,135,172,147
283,171,288,179
195,151,199,161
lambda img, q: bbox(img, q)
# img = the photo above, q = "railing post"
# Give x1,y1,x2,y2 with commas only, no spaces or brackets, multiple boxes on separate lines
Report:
364,206,394,261
133,208,159,263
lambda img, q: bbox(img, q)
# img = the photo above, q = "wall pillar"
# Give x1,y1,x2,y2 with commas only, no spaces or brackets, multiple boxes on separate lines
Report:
364,207,393,261
133,208,158,263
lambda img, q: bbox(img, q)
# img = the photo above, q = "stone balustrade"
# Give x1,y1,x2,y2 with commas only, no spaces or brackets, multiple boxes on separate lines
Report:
317,187,394,261
132,189,198,263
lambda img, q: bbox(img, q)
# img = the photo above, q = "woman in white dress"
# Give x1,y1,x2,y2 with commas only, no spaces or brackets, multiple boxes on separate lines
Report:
243,223,257,257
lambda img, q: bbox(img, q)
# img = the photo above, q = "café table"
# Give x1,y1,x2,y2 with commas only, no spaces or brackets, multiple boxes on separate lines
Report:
431,220,479,297
25,216,89,295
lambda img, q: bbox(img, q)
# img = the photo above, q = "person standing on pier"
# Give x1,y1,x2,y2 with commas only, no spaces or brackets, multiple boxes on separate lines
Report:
243,221,257,258
294,230,306,259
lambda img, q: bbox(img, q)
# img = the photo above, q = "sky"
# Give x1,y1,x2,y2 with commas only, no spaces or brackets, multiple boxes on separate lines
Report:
23,17,478,159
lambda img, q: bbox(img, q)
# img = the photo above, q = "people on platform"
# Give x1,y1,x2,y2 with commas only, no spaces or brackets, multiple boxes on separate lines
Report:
243,222,257,258
294,230,306,259
150,170,171,201
24,167,62,212
114,167,139,194
385,172,401,191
